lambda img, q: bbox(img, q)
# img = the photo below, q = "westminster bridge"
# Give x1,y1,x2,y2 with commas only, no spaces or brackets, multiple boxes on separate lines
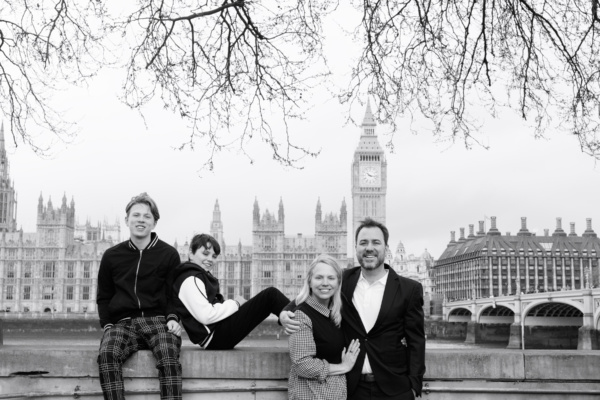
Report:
443,288,600,349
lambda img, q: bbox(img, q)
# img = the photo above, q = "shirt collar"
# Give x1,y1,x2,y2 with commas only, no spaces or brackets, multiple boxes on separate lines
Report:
358,269,389,286
305,295,331,317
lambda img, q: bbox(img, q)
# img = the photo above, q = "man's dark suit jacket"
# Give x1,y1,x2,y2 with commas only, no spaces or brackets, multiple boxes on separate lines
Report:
342,265,426,397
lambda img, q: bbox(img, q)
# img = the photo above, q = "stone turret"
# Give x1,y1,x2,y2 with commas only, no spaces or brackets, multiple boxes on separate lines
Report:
36,193,76,247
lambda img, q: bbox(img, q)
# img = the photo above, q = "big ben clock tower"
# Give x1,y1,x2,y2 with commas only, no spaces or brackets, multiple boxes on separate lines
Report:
351,101,387,240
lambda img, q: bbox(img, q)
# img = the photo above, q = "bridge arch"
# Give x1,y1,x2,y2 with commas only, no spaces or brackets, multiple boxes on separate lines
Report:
447,307,472,322
522,301,583,326
522,299,583,317
477,305,515,324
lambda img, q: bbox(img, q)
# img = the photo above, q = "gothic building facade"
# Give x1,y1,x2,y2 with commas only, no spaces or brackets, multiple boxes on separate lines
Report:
0,193,120,314
391,242,436,297
251,197,347,300
0,123,17,233
177,198,348,301
0,120,120,315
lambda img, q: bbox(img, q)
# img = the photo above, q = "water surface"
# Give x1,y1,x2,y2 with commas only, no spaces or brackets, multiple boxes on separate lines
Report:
3,331,505,349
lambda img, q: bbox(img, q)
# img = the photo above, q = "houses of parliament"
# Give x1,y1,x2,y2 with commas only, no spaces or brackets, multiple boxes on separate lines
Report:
0,105,435,316
174,102,435,302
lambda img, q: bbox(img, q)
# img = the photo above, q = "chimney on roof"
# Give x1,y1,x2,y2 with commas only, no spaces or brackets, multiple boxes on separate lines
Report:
450,231,456,244
477,221,485,236
517,217,532,236
569,222,577,237
544,229,549,236
583,218,597,238
468,224,475,238
488,216,501,236
459,228,466,241
553,217,567,237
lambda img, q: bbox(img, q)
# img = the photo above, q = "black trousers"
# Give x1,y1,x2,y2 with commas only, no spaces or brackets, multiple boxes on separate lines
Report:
349,380,415,400
205,287,289,350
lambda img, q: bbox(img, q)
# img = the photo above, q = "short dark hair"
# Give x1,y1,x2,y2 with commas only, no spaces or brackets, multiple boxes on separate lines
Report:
189,233,221,256
355,218,389,246
126,192,160,221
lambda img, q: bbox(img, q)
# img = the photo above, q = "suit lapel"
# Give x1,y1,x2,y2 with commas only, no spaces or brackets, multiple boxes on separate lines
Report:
342,268,360,301
342,268,367,334
372,267,400,330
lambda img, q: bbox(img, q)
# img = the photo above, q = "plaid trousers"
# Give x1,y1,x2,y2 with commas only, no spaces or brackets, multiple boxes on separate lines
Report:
97,316,182,400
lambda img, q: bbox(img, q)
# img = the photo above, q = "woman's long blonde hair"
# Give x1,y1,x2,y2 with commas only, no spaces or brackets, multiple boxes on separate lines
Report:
295,254,343,327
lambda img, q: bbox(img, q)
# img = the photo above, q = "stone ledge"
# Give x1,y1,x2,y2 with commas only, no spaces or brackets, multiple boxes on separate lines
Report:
1,346,600,381
425,349,526,380
524,350,600,380
0,345,290,379
3,347,600,399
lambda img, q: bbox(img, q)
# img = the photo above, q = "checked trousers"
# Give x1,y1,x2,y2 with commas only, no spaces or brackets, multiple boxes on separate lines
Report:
97,316,182,400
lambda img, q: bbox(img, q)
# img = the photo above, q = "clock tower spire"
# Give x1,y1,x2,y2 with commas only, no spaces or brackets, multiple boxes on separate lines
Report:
351,101,387,243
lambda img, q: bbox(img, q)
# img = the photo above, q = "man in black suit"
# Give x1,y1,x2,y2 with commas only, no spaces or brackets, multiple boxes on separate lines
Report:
281,218,426,399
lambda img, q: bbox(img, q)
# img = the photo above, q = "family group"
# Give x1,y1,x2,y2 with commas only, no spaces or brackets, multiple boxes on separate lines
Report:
96,193,425,400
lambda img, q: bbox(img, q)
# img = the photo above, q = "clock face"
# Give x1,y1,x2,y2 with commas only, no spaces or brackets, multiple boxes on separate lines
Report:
360,165,381,186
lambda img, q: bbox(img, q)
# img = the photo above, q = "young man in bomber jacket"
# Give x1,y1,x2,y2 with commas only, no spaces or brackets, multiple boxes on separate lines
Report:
96,193,182,400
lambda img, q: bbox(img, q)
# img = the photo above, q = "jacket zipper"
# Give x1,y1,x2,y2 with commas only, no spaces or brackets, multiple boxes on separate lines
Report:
134,249,144,316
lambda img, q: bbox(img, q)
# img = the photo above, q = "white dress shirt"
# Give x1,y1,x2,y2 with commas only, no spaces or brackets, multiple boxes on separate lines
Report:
352,270,389,374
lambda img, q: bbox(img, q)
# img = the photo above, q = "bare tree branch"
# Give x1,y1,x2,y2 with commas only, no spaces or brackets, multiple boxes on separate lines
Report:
114,0,336,169
2,0,600,167
343,0,600,159
0,1,109,154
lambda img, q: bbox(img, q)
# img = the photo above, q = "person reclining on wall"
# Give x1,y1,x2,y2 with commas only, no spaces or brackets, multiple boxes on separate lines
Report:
172,233,289,349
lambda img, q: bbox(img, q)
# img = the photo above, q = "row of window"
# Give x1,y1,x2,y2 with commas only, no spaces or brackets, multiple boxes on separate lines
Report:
254,253,320,259
4,285,91,300
4,261,93,279
3,306,89,313
491,258,590,266
223,286,251,299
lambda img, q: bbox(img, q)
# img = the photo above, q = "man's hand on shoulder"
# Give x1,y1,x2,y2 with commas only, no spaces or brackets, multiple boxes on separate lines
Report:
279,310,300,335
167,320,182,337
234,295,247,308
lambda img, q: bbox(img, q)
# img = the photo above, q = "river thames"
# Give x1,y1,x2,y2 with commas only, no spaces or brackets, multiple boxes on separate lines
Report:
3,331,505,349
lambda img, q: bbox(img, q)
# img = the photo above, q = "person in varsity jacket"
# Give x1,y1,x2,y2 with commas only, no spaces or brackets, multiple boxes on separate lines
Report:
96,193,182,400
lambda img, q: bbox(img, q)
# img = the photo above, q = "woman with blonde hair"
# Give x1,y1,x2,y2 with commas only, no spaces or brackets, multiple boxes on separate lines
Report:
288,254,360,399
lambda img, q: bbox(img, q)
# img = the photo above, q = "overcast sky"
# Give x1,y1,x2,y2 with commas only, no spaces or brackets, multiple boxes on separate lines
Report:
4,3,600,260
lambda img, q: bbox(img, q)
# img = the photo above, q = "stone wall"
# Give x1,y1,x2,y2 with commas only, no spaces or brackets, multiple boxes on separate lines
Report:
525,326,580,349
425,320,467,340
1,346,600,399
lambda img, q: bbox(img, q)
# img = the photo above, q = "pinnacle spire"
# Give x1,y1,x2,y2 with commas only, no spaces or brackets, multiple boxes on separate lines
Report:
361,99,376,133
0,121,6,166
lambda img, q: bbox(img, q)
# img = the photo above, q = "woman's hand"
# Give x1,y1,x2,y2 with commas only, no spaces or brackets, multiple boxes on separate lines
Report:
340,339,361,373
